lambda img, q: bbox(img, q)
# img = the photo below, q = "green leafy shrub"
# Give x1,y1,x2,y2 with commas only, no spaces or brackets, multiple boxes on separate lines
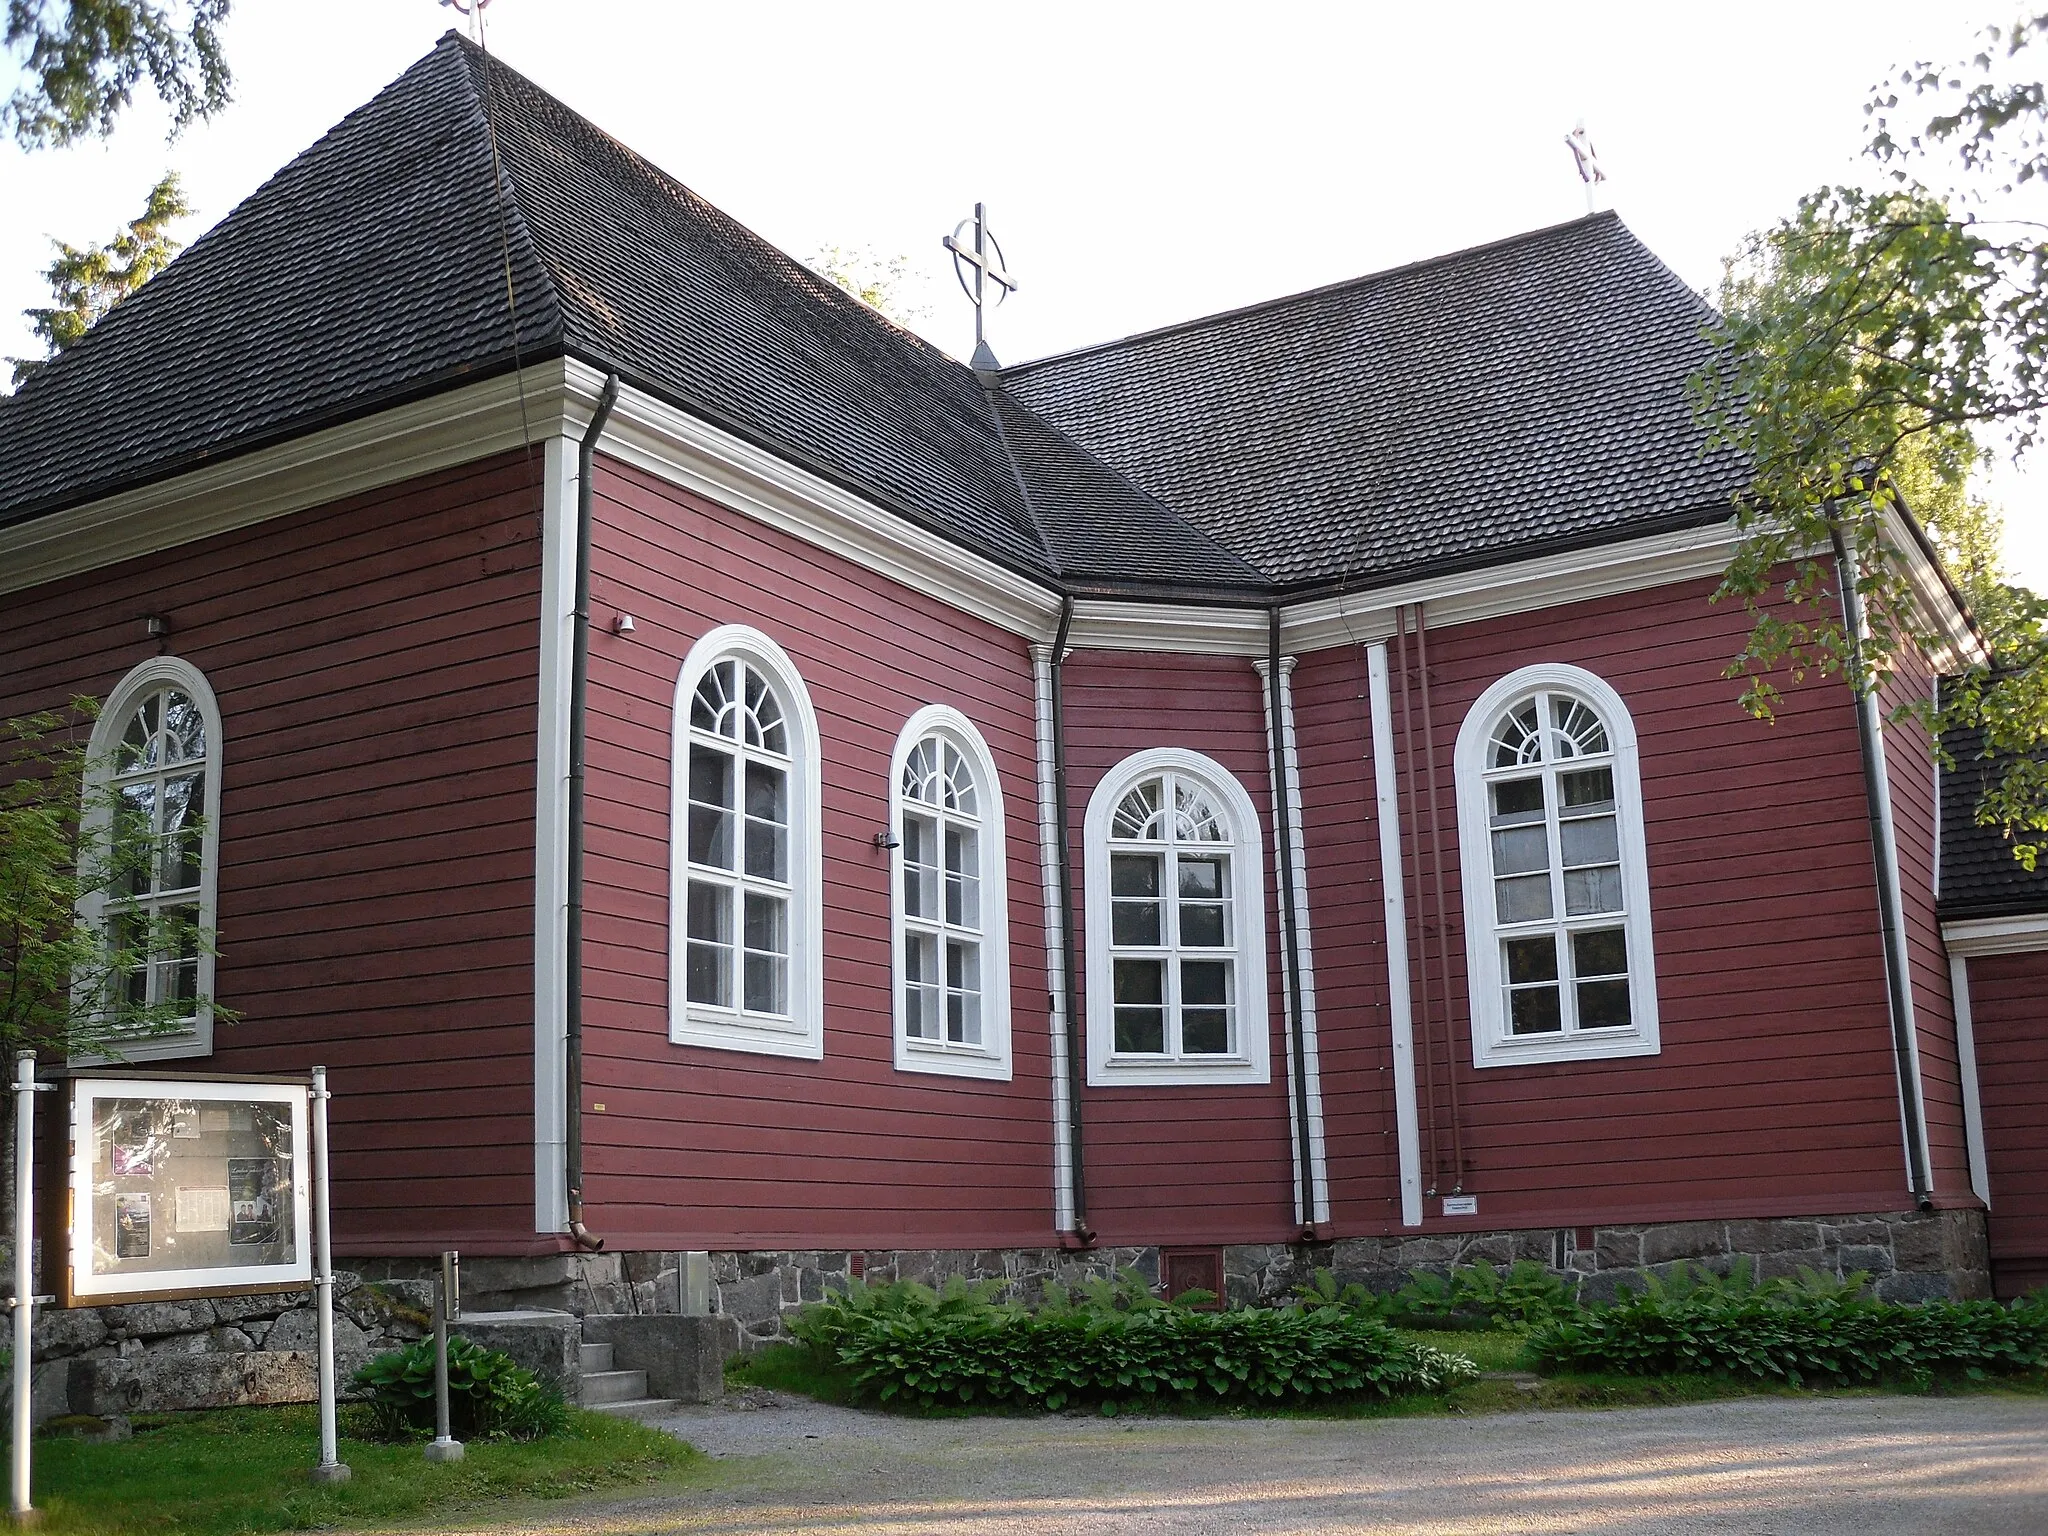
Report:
1528,1263,2048,1387
1299,1260,1577,1330
351,1336,567,1441
795,1275,1476,1411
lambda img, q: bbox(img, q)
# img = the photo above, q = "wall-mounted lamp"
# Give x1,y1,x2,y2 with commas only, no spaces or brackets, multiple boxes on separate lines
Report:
872,829,900,850
144,615,170,639
612,613,636,635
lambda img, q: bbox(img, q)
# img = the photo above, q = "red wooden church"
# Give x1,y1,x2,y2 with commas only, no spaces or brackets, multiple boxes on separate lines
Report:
4,34,2044,1326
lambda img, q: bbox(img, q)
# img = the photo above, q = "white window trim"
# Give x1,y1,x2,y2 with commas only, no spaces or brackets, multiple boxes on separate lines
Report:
667,624,824,1060
76,656,224,1062
1454,663,1660,1068
887,706,1013,1081
1083,747,1271,1087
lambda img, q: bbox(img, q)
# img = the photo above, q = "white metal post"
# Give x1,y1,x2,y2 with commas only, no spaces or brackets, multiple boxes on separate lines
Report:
425,1250,462,1462
9,1054,36,1524
308,1066,350,1485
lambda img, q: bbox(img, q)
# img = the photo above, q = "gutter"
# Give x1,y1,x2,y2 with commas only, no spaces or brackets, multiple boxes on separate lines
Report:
1831,522,1934,1209
565,372,621,1252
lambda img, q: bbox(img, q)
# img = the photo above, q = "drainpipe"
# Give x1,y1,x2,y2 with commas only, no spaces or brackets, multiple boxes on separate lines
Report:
1413,605,1466,1193
565,372,621,1252
1048,597,1093,1243
1266,609,1318,1234
1830,523,1933,1209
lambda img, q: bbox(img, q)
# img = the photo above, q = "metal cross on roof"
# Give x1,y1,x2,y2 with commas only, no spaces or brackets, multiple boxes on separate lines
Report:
943,202,1016,371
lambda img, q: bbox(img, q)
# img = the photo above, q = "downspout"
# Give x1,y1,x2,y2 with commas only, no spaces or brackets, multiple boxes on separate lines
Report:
1266,609,1318,1234
565,372,621,1252
1830,523,1933,1209
1414,605,1466,1193
1049,596,1093,1243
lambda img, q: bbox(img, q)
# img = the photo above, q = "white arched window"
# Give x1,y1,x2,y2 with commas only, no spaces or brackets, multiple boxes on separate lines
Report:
1454,663,1660,1067
79,657,224,1060
669,625,823,1059
889,707,1011,1080
1083,748,1270,1086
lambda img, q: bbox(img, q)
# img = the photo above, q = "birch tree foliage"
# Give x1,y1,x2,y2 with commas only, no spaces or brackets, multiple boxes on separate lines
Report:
1693,13,2048,867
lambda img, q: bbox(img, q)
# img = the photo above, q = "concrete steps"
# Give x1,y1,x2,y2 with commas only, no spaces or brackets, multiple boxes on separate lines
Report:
578,1340,678,1419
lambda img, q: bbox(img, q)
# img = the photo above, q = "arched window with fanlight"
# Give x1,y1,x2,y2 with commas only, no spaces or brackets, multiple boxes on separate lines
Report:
78,656,225,1060
1454,663,1660,1067
668,625,823,1059
889,706,1011,1080
1082,748,1270,1086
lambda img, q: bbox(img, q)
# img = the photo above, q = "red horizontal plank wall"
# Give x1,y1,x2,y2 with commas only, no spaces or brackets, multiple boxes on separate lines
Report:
1287,646,1399,1229
1058,649,1297,1246
578,456,1056,1252
1879,656,1973,1204
1964,949,2048,1296
0,453,548,1252
1376,574,1921,1231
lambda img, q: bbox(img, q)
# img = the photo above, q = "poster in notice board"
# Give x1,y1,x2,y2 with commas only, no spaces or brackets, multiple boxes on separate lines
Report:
68,1077,312,1305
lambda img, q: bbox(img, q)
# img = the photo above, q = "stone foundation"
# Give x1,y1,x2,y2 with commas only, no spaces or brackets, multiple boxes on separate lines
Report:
7,1205,1993,1414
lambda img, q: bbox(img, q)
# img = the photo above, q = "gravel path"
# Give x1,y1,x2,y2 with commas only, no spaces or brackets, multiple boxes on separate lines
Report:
442,1389,2048,1535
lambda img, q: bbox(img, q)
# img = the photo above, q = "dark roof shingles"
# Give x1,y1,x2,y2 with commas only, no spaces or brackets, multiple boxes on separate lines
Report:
1940,729,2048,918
1001,214,1750,590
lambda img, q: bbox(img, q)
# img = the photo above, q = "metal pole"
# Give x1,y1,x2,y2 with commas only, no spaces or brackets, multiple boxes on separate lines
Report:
10,1054,36,1524
425,1251,462,1462
309,1066,350,1485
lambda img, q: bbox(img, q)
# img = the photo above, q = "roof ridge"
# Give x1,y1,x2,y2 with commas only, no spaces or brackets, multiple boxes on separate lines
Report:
1002,211,1625,380
991,388,1266,583
979,382,1063,578
446,35,573,352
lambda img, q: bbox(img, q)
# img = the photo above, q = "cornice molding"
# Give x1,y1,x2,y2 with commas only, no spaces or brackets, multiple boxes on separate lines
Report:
0,363,581,596
1941,912,2048,956
570,361,1062,641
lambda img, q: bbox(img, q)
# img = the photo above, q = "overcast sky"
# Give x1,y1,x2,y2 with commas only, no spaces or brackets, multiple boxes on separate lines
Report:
2,0,2043,583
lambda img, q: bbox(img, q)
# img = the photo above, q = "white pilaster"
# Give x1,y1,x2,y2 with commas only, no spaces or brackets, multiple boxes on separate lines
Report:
1366,643,1424,1227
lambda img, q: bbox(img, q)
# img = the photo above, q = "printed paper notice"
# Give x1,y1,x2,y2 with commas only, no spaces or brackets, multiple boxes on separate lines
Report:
176,1186,229,1232
116,1193,151,1258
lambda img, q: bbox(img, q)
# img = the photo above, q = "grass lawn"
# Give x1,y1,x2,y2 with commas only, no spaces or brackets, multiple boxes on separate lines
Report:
26,1404,708,1535
728,1331,2048,1420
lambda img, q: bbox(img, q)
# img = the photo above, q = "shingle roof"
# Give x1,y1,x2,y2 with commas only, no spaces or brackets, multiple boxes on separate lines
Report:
1940,728,2048,919
0,35,1748,601
1000,214,1751,591
0,35,1250,591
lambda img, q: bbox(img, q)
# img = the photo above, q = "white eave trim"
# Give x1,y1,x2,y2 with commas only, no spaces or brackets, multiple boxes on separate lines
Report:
1061,520,1744,656
1941,912,2048,956
0,361,586,596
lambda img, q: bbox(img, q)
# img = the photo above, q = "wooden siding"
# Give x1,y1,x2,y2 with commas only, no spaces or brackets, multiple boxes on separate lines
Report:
0,454,548,1253
1879,660,1972,1202
1329,577,1932,1233
1966,950,2048,1296
1058,650,1298,1245
577,457,1057,1251
1289,647,1399,1229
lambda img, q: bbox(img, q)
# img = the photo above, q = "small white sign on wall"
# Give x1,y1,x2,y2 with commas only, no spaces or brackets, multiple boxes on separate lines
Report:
1441,1195,1479,1217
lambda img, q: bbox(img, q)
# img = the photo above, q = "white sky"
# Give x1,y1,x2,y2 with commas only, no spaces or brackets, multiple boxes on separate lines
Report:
2,0,2045,585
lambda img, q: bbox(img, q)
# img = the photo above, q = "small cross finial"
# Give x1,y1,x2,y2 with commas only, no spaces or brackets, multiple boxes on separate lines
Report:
943,202,1017,371
1564,121,1606,215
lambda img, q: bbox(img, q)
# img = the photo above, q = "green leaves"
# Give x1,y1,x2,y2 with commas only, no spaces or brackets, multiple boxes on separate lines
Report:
789,1267,1480,1412
828,1306,1477,1413
1696,16,2048,867
351,1336,567,1441
1527,1263,2048,1387
3,1,232,149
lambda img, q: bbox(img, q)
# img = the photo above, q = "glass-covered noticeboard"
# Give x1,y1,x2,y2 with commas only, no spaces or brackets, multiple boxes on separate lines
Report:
68,1077,312,1304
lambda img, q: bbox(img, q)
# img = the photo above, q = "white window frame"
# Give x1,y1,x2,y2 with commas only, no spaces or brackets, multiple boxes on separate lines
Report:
668,624,824,1060
77,656,225,1062
1454,662,1660,1068
1083,747,1271,1087
888,706,1012,1081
